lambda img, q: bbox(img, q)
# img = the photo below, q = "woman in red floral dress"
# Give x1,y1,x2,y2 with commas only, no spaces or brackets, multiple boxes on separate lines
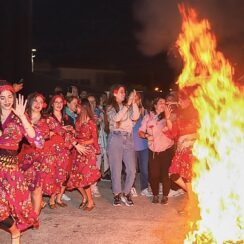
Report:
46,95,86,208
0,81,43,244
167,87,199,214
18,92,56,215
68,99,101,211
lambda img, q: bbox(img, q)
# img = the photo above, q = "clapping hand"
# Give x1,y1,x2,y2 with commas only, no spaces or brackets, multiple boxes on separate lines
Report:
127,89,136,106
12,94,27,119
164,104,172,120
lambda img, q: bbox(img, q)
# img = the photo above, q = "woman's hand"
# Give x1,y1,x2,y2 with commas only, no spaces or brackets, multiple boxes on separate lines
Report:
74,144,90,155
12,94,27,119
127,89,136,106
164,104,172,120
63,125,75,133
147,134,154,141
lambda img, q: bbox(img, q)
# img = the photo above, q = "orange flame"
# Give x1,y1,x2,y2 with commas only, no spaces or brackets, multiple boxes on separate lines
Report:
176,4,244,243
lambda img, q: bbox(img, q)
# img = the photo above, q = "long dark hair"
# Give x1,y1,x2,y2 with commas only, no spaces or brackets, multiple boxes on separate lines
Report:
107,84,127,112
26,92,46,117
151,96,166,120
76,98,94,125
46,94,66,114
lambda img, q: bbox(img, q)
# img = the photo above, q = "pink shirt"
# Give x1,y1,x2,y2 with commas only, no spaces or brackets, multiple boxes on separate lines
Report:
139,112,174,152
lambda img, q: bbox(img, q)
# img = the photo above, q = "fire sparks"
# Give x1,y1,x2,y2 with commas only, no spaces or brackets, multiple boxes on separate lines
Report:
176,4,244,243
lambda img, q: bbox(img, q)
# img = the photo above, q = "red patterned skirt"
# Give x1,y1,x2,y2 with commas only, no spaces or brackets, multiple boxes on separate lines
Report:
67,145,101,189
0,153,37,231
169,147,194,182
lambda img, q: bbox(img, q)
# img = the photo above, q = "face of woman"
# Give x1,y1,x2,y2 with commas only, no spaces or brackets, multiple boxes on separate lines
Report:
154,98,166,114
134,93,141,105
88,96,96,110
67,98,78,112
0,90,14,112
179,97,190,109
53,97,64,112
114,87,126,103
31,96,44,113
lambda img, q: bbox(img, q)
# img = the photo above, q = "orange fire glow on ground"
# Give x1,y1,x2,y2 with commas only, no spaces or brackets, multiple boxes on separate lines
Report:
175,4,244,243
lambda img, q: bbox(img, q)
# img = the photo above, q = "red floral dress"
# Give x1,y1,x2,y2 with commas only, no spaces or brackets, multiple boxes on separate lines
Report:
45,115,75,193
0,113,43,231
68,119,101,189
168,106,199,182
18,117,60,195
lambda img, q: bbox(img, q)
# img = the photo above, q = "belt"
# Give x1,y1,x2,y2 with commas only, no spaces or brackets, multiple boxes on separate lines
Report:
112,131,131,136
0,154,18,169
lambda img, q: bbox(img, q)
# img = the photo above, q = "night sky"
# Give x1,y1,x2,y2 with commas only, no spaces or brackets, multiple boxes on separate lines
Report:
32,0,244,91
32,0,176,90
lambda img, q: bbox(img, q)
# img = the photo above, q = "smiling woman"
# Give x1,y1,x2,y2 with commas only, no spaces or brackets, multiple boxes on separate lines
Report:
0,80,43,244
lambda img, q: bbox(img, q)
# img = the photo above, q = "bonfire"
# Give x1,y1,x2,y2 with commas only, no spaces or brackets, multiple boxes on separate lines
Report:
175,4,244,243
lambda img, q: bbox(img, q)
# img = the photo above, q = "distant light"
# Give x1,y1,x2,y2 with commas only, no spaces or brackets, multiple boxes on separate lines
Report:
154,87,159,91
159,90,163,93
32,48,37,52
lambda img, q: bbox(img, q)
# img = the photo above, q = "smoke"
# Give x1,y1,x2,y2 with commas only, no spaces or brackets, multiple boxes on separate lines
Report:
133,0,244,78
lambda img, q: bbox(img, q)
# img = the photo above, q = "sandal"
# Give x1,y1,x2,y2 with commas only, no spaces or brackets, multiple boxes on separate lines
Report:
56,201,68,208
48,203,57,209
84,204,95,212
79,199,88,210
41,201,47,209
32,220,40,230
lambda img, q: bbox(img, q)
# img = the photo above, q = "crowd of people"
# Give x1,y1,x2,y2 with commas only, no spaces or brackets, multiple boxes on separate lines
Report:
0,80,199,244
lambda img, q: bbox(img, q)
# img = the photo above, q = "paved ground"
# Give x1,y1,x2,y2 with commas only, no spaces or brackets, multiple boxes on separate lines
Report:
0,177,191,244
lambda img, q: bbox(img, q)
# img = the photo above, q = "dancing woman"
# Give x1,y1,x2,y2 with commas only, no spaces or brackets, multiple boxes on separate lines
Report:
67,99,101,211
18,92,48,216
167,87,199,214
0,81,43,244
46,94,84,208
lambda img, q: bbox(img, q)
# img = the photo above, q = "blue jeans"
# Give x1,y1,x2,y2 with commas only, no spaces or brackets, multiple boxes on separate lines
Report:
107,131,136,195
136,149,149,191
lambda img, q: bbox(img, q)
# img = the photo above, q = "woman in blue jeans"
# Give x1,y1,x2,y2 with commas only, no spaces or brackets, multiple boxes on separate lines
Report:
132,92,151,196
107,84,139,206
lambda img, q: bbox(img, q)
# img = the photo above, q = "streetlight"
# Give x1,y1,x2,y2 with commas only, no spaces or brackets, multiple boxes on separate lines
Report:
31,48,37,72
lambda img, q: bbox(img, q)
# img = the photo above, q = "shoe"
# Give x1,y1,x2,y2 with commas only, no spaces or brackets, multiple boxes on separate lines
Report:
56,201,68,207
49,203,57,209
168,190,179,197
32,220,40,230
168,189,185,197
84,205,95,211
152,195,159,204
40,200,47,209
121,193,134,206
79,199,88,210
177,189,185,196
92,185,101,197
130,187,138,197
61,194,71,201
113,194,122,206
161,196,168,205
101,174,111,182
141,188,153,197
